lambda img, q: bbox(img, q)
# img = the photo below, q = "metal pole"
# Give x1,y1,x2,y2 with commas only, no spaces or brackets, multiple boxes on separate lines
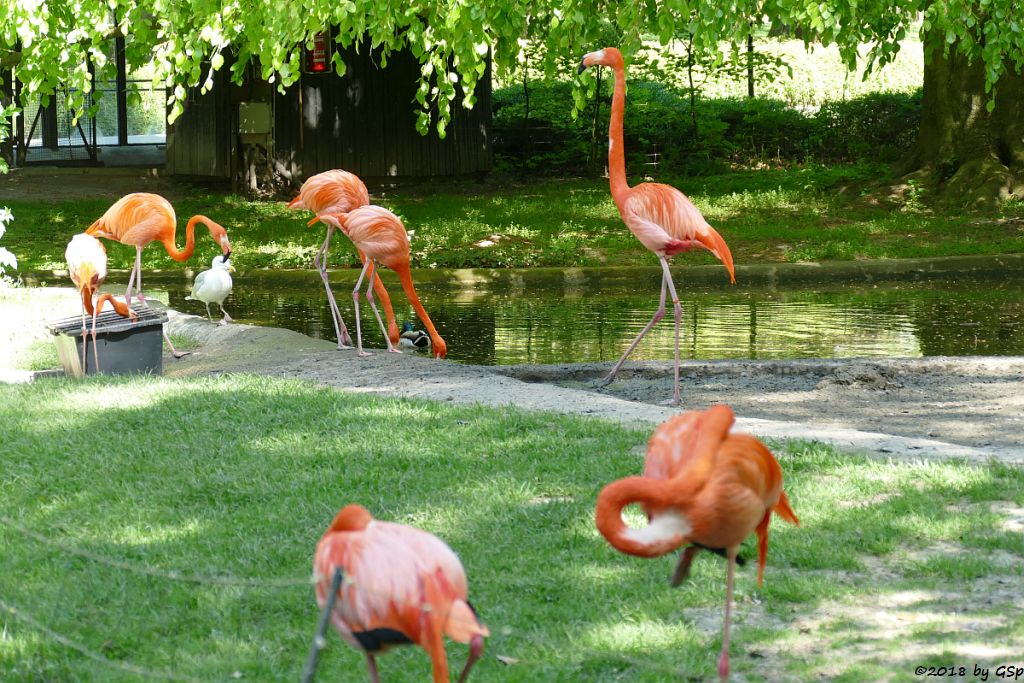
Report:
300,568,344,683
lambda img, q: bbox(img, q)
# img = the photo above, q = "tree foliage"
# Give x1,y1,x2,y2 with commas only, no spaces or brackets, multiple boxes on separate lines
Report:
1,0,1022,140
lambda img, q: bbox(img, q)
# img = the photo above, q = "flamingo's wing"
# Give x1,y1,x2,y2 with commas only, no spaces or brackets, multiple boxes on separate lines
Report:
644,405,736,485
341,206,410,265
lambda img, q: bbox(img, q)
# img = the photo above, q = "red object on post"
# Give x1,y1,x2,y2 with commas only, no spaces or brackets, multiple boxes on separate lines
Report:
304,32,331,73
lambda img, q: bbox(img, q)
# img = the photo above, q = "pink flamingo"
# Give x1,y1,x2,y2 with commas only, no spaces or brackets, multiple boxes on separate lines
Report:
596,405,799,681
86,192,231,358
579,48,736,405
312,504,488,683
287,170,400,349
317,206,447,359
65,233,138,372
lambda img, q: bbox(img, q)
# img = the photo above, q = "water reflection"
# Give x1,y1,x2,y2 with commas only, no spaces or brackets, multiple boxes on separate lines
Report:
154,267,1024,365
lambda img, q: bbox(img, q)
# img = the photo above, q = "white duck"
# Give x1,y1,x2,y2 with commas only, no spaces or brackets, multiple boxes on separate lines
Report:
186,254,235,324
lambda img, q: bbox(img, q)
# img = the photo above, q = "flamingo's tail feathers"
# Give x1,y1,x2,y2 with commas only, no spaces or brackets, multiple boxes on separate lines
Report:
697,225,736,284
287,195,303,209
306,216,321,227
774,490,800,526
85,217,104,236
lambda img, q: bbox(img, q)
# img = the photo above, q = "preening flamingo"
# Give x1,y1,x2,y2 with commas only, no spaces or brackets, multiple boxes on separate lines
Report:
185,254,235,324
64,233,137,372
287,170,400,349
578,48,736,405
317,206,447,358
86,192,231,358
595,405,799,681
312,504,488,683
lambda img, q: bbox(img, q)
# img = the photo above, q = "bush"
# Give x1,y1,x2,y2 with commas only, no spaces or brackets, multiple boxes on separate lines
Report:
492,79,922,177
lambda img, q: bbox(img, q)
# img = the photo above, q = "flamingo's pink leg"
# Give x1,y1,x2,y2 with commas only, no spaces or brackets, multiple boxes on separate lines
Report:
659,256,684,406
313,225,353,349
596,267,668,386
351,259,374,357
718,546,738,682
363,261,401,354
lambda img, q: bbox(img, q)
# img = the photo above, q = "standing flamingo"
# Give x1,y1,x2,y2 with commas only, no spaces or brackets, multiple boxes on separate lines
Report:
287,170,400,349
86,192,231,358
595,405,799,682
578,48,736,405
64,233,137,372
317,206,447,358
312,504,488,683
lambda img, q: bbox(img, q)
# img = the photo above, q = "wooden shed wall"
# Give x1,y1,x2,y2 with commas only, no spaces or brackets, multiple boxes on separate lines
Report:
272,46,492,179
164,66,232,178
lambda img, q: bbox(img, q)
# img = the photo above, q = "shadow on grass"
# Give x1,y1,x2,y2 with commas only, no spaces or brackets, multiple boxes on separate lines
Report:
1,376,1022,682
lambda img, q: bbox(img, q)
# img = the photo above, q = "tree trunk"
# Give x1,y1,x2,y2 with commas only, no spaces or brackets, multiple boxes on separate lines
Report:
899,39,1024,209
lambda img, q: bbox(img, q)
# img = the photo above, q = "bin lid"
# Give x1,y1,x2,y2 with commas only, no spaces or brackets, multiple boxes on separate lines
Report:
46,304,168,338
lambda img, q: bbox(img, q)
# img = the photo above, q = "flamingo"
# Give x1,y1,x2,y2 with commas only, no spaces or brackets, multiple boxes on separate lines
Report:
317,206,447,358
287,170,400,350
185,254,235,324
86,192,231,358
578,48,736,405
595,405,799,682
312,504,488,683
64,233,137,372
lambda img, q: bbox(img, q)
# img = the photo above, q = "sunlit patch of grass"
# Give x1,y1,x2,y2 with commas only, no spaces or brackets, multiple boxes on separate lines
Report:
7,164,1024,273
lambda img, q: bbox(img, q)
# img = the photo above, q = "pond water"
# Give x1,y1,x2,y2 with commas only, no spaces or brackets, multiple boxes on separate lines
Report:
142,265,1024,366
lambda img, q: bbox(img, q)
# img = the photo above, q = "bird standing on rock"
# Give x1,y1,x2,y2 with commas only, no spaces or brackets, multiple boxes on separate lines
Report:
186,254,235,324
312,504,488,683
86,192,231,358
595,405,799,681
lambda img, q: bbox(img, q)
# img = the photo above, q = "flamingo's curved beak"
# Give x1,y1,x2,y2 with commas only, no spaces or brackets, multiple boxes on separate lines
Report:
577,58,588,75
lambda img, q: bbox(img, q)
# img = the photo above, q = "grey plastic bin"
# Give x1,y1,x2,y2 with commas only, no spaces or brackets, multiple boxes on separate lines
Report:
46,305,168,377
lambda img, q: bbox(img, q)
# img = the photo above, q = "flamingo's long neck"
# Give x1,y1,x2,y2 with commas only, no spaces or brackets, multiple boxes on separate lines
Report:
162,216,203,262
608,64,630,208
595,476,694,557
392,261,445,352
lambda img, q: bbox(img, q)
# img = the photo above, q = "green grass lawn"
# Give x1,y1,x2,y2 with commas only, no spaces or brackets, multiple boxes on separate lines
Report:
5,164,1024,274
2,375,1022,681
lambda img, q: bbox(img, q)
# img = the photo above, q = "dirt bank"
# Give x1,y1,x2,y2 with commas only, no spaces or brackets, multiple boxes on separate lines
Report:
5,287,1021,464
158,307,1024,464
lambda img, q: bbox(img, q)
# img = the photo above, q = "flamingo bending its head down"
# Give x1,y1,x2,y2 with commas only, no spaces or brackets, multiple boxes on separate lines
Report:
64,233,137,372
86,192,231,358
595,405,799,681
579,47,736,405
287,170,400,349
317,206,447,359
312,504,488,683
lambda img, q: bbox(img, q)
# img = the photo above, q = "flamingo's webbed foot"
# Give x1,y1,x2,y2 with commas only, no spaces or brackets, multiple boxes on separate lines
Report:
172,350,192,360
357,351,372,358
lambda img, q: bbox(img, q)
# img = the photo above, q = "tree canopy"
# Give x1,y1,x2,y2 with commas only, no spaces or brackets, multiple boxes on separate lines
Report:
1,0,1022,135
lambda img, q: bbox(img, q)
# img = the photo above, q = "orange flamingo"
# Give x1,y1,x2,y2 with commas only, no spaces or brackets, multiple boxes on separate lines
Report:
86,192,231,358
317,206,447,358
578,48,736,405
595,405,799,681
312,504,488,683
65,233,137,372
287,170,400,349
